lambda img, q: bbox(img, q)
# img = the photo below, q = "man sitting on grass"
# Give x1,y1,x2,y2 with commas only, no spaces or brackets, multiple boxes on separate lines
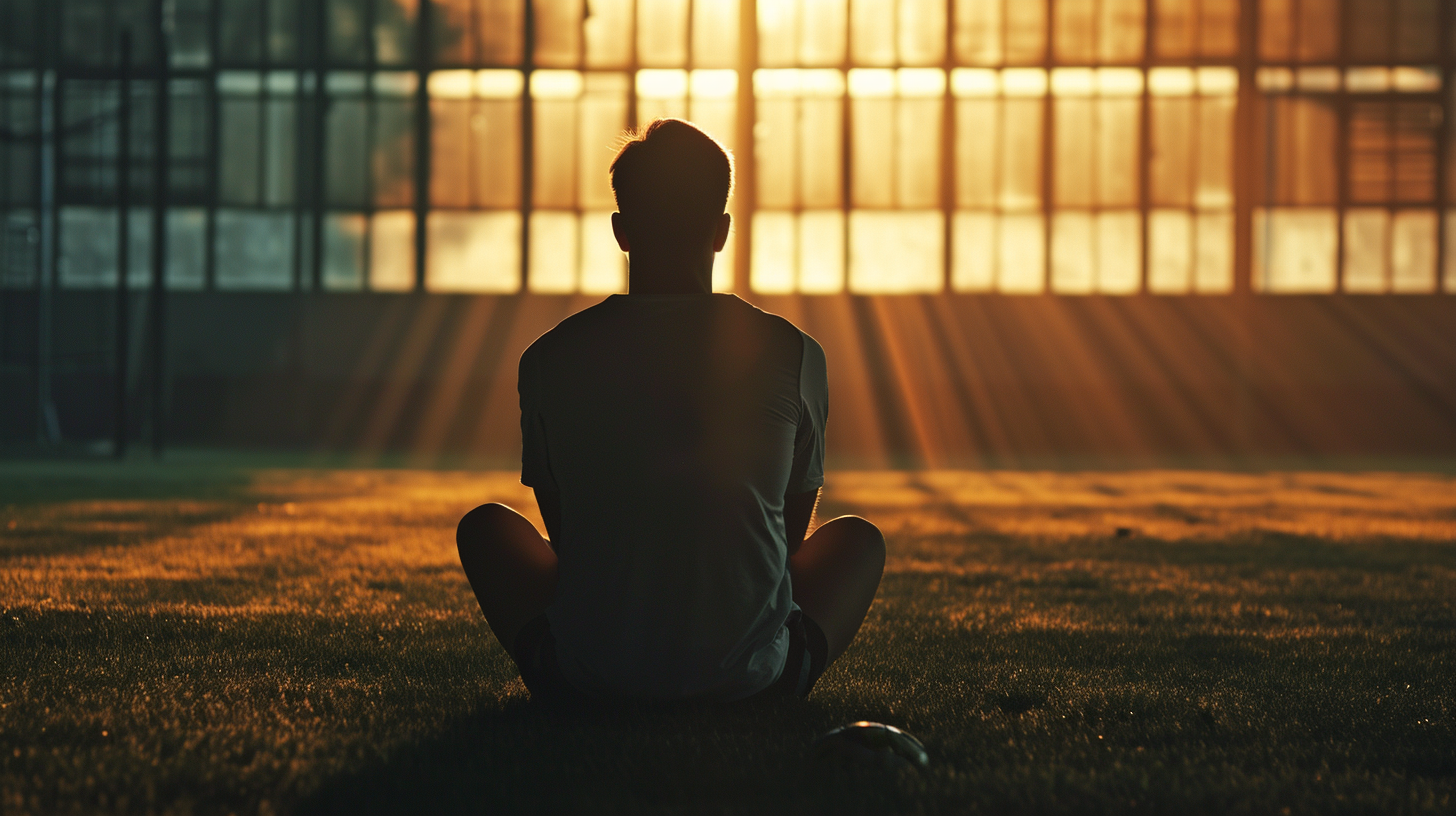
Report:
456,118,885,703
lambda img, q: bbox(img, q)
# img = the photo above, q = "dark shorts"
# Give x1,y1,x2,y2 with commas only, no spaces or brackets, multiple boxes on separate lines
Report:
511,609,830,703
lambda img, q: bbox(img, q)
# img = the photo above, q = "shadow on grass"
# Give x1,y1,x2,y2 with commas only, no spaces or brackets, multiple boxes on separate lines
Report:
297,696,926,816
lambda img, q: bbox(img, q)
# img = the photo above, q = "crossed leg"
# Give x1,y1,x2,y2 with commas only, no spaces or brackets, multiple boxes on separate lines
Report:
456,503,557,655
456,504,885,669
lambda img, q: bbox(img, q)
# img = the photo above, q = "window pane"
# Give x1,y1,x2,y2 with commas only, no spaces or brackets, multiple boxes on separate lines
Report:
1150,93,1192,207
585,0,633,68
638,0,689,67
1259,0,1294,61
0,0,42,67
954,0,1003,65
1097,96,1140,206
898,91,943,208
427,210,521,291
168,80,212,206
375,0,419,65
1153,0,1194,59
1253,207,1338,292
757,70,845,210
433,0,526,65
58,207,117,287
751,210,845,294
535,0,583,67
579,74,629,210
167,209,207,289
1050,211,1094,292
527,210,577,292
431,72,523,208
851,90,894,207
220,0,263,63
1052,210,1140,293
952,211,994,291
3,81,39,206
2,211,41,288
218,90,262,205
1096,210,1140,293
1297,0,1339,62
851,0,897,66
1099,0,1145,63
531,71,580,207
322,213,367,289
373,82,417,208
1393,0,1440,62
1005,0,1048,64
370,210,416,290
1265,96,1338,206
1391,209,1437,292
997,213,1045,293
1196,93,1236,209
751,211,796,293
1345,0,1392,62
326,90,368,209
693,0,740,68
688,71,739,153
215,210,295,290
264,96,298,207
171,0,212,68
1053,97,1093,206
955,97,998,208
1342,208,1388,292
801,96,845,208
754,96,797,208
1200,0,1240,58
269,0,306,62
849,211,942,293
580,211,626,293
637,69,689,122
1148,209,1191,292
799,211,846,293
328,0,370,64
1194,212,1232,292
1054,0,1095,64
900,0,947,65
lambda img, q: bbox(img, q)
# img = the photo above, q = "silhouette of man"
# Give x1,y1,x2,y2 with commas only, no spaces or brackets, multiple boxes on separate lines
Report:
456,118,885,703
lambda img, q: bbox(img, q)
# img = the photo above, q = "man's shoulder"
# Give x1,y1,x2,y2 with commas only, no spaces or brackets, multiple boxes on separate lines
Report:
731,298,820,350
523,298,622,358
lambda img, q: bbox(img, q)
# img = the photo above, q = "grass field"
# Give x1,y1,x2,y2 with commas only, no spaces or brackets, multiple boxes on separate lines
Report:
2,461,1455,814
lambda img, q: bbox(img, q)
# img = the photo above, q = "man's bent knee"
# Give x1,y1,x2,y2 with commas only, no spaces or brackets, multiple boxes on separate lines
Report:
457,503,518,551
822,515,886,567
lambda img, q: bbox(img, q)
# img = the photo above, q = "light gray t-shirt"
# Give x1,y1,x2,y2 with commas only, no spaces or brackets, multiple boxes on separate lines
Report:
519,293,828,701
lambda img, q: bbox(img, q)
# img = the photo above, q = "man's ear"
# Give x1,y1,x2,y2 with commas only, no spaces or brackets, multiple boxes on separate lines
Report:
611,212,631,253
712,212,731,253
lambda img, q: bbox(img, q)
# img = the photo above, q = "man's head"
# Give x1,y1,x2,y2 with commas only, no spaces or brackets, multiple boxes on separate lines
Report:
609,119,733,271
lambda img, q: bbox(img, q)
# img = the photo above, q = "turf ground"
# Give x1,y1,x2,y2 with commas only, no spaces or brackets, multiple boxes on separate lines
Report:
2,461,1454,814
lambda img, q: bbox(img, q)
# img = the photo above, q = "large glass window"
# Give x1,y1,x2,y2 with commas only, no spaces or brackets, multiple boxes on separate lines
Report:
6,0,1456,296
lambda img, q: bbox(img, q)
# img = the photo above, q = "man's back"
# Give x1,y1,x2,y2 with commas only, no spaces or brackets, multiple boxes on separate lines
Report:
519,293,827,700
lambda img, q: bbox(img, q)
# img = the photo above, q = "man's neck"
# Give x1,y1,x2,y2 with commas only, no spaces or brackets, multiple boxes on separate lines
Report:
626,251,714,294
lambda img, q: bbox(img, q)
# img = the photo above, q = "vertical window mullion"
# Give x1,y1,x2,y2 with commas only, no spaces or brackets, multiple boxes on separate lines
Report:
1041,0,1053,293
412,0,430,292
1437,0,1450,292
520,0,535,293
1334,0,1348,292
942,0,955,293
733,0,755,295
1139,0,1152,294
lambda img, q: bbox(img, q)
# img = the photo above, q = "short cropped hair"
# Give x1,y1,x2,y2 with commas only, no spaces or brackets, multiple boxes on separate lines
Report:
609,118,733,238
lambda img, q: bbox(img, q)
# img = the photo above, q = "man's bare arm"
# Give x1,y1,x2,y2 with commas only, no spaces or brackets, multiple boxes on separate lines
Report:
784,488,820,557
534,488,563,550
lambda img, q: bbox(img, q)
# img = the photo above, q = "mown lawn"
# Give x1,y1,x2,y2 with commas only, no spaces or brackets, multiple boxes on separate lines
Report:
2,462,1454,814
